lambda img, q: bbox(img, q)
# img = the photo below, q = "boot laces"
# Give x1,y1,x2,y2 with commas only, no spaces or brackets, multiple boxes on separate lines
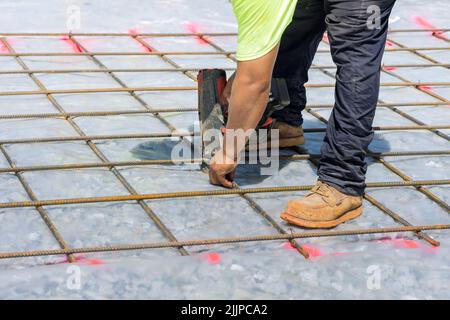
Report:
307,182,336,205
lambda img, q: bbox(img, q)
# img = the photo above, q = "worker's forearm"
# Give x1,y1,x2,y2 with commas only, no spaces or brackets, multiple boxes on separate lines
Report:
222,76,270,160
226,81,268,131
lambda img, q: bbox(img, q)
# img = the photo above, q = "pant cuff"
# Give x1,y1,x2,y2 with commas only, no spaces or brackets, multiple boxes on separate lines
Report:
317,177,365,197
272,108,304,127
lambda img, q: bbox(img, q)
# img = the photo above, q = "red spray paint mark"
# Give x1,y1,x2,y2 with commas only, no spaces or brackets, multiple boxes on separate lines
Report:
375,236,427,251
45,254,105,265
184,22,209,45
418,85,434,92
60,36,83,53
322,32,329,44
425,246,440,254
383,66,397,71
385,40,394,47
78,258,105,265
72,253,105,265
283,242,324,258
204,252,221,265
411,16,449,41
330,252,350,257
393,239,421,249
0,39,10,53
128,28,139,35
128,28,153,53
45,253,86,265
0,37,20,53
301,244,324,258
283,242,297,251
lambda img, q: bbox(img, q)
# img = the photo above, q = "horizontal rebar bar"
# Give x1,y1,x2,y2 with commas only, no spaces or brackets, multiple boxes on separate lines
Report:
0,81,448,97
0,102,446,119
387,28,450,33
0,179,448,209
346,124,450,131
0,46,448,58
2,105,450,120
0,68,236,75
0,63,448,76
0,159,203,173
367,150,450,157
381,63,450,68
0,132,193,144
0,150,447,174
2,124,449,145
0,51,239,57
0,29,447,37
306,102,450,108
0,108,198,119
0,224,448,260
0,32,239,37
0,86,197,96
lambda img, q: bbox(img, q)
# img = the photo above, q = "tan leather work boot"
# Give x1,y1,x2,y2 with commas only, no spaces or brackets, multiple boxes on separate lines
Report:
246,121,305,151
273,121,305,147
280,180,363,228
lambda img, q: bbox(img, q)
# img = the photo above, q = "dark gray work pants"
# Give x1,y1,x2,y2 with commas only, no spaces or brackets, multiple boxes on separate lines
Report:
273,0,397,195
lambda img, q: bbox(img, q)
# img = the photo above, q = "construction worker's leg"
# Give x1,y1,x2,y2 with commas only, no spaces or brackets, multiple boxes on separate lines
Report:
318,0,396,196
272,0,326,127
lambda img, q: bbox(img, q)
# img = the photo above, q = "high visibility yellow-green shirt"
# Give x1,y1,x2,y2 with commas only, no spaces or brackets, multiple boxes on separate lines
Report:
231,0,297,61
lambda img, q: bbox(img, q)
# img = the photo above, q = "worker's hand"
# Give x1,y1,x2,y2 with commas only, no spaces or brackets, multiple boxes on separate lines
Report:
209,151,237,188
222,72,235,104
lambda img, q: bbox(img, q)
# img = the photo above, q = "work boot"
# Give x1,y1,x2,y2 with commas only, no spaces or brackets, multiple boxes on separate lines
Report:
246,120,304,151
273,121,305,148
280,180,363,228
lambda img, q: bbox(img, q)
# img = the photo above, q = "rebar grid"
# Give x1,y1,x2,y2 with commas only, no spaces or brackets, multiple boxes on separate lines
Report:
1,36,190,257
0,30,448,261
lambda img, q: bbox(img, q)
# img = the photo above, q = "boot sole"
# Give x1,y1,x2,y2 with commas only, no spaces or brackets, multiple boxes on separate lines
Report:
246,136,305,151
280,205,363,229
